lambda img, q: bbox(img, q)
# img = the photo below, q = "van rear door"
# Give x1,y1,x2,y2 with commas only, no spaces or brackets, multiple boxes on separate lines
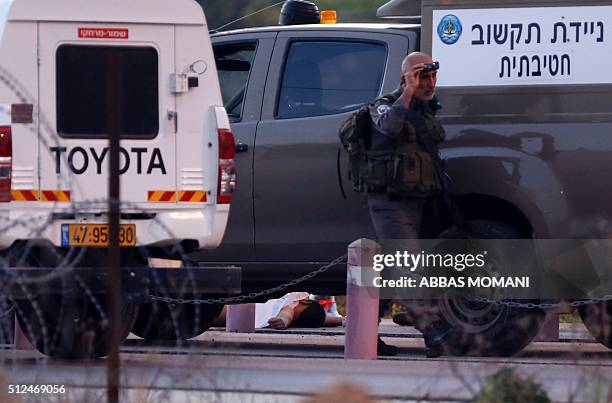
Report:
38,23,176,209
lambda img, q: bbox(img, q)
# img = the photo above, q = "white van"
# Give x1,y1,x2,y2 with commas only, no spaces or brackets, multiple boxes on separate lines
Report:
0,0,235,251
0,0,238,360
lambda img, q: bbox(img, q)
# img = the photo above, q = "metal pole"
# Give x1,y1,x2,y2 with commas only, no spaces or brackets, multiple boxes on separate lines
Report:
106,53,122,403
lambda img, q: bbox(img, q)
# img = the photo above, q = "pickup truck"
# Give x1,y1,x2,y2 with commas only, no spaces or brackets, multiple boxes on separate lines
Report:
185,0,612,356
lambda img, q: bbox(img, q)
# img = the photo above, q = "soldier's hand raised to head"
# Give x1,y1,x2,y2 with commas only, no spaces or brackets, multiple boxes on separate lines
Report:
400,63,424,108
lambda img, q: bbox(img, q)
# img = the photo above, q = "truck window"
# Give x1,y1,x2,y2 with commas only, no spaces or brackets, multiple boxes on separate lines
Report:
214,43,256,122
56,45,159,138
277,41,386,119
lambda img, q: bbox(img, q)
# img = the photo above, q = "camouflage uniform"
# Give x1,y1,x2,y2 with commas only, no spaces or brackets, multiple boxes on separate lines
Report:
367,86,446,317
367,86,446,240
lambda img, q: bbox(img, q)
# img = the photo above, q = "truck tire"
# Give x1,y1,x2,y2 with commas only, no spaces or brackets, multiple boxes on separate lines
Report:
6,244,139,359
578,302,612,348
422,220,545,356
15,294,138,360
131,301,223,341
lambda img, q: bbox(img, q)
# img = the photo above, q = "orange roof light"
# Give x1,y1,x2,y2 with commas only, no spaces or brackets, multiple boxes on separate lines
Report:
320,10,337,24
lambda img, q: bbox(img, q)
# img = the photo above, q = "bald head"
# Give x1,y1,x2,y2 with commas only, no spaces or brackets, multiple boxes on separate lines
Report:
400,52,437,102
401,52,434,75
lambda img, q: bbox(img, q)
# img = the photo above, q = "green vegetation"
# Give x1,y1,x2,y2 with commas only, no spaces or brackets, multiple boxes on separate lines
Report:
474,367,551,403
197,0,389,31
559,312,581,323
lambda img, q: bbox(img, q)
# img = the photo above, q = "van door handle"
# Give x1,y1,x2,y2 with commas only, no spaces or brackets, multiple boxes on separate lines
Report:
235,142,249,153
167,109,177,133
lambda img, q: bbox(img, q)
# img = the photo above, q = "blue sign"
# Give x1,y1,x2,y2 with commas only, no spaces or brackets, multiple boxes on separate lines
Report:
438,15,462,45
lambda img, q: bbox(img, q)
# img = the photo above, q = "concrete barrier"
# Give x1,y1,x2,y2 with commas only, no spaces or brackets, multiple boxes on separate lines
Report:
534,312,559,342
14,315,34,350
344,238,381,360
226,304,256,333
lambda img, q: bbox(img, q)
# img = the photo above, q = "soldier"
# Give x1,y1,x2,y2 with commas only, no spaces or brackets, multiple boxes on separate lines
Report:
367,52,455,357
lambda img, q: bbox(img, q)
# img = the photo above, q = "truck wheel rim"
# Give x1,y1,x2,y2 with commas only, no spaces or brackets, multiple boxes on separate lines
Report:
439,295,506,333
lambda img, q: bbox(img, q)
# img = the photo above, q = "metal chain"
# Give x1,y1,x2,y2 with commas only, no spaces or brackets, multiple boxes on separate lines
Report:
149,253,612,309
148,254,348,305
465,294,612,310
390,254,612,310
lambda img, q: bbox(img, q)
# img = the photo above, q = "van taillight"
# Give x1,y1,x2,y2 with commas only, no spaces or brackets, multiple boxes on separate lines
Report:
0,126,11,202
217,128,236,204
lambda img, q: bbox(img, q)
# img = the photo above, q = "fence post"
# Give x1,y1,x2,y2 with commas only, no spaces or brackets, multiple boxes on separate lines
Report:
345,238,381,360
226,304,256,333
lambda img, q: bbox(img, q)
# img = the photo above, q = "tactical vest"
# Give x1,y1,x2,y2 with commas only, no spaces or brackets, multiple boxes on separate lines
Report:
364,95,446,198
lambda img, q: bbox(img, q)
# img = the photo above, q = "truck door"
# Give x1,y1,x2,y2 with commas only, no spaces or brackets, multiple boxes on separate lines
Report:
194,33,276,261
38,23,176,208
254,30,410,262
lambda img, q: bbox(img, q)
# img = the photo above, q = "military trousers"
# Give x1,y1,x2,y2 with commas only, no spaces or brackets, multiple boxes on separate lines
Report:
368,193,425,318
368,193,425,240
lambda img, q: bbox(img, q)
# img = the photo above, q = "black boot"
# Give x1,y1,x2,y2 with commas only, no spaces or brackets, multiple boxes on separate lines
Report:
377,337,398,356
423,321,456,358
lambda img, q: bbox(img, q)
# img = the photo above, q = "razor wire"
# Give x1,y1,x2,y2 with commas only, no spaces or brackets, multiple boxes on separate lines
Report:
0,62,356,360
0,50,608,315
0,48,611,366
0,198,198,286
0,63,227,358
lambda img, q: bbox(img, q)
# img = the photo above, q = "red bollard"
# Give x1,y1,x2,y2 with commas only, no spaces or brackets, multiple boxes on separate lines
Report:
226,304,256,333
344,238,381,360
14,315,34,350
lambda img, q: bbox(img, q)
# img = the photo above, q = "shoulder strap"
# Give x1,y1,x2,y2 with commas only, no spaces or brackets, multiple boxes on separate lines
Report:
374,92,398,105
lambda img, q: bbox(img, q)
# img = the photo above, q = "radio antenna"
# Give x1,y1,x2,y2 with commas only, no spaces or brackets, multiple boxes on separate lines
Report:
213,1,285,32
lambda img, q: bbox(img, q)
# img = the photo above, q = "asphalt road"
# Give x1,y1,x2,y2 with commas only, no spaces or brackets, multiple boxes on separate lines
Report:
0,322,610,402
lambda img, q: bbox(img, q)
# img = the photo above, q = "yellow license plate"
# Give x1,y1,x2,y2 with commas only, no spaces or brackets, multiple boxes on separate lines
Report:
61,224,136,247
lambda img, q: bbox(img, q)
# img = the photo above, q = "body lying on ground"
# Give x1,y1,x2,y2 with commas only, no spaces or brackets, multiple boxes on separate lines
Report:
214,292,344,329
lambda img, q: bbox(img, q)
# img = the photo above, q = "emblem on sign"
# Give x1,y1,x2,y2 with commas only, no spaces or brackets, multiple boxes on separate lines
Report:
437,15,462,45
